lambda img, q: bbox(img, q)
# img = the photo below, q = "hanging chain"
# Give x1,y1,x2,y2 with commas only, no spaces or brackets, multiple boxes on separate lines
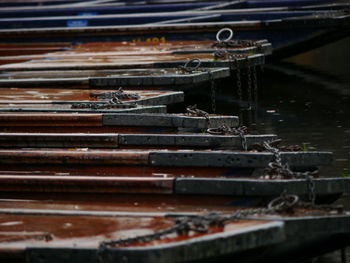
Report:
252,66,258,109
246,60,252,110
259,140,318,204
210,77,216,114
186,104,210,128
306,174,316,206
235,60,243,102
207,125,248,151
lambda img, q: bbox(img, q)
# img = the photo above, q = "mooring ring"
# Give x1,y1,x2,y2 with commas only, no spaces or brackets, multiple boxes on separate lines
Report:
183,58,201,72
207,128,225,135
216,28,234,42
268,194,299,211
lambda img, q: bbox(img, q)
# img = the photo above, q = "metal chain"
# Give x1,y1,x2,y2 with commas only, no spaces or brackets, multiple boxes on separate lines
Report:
97,192,342,250
91,88,140,100
207,125,248,151
211,78,216,114
186,104,210,127
213,50,245,61
260,140,319,204
212,39,258,49
252,66,258,109
246,61,252,110
306,174,316,206
71,98,136,109
235,60,242,102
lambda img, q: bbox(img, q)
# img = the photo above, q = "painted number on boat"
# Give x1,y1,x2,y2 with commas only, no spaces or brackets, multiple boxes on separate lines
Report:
132,37,166,43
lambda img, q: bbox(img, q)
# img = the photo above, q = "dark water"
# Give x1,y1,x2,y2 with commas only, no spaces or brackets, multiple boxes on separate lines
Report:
184,37,350,262
255,38,350,263
262,38,350,263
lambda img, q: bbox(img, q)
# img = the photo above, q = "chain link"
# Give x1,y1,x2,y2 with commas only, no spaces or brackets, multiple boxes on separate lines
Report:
258,140,319,205
212,39,259,49
235,60,242,102
186,104,210,127
71,98,136,109
246,62,252,110
207,125,248,151
213,50,245,61
252,66,258,109
306,174,316,206
210,79,216,114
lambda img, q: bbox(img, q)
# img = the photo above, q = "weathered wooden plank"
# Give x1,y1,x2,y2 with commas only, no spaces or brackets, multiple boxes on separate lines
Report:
175,178,350,196
0,133,276,149
149,151,333,168
118,134,277,149
103,114,239,129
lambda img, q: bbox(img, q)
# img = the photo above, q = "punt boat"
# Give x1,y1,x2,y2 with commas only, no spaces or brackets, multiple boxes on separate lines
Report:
0,51,265,72
0,88,184,107
0,39,272,65
0,68,232,88
0,0,343,17
0,112,239,133
0,191,349,263
0,13,348,58
0,8,348,29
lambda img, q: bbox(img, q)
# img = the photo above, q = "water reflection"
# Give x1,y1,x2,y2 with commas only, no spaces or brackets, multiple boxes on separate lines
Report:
257,61,350,178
